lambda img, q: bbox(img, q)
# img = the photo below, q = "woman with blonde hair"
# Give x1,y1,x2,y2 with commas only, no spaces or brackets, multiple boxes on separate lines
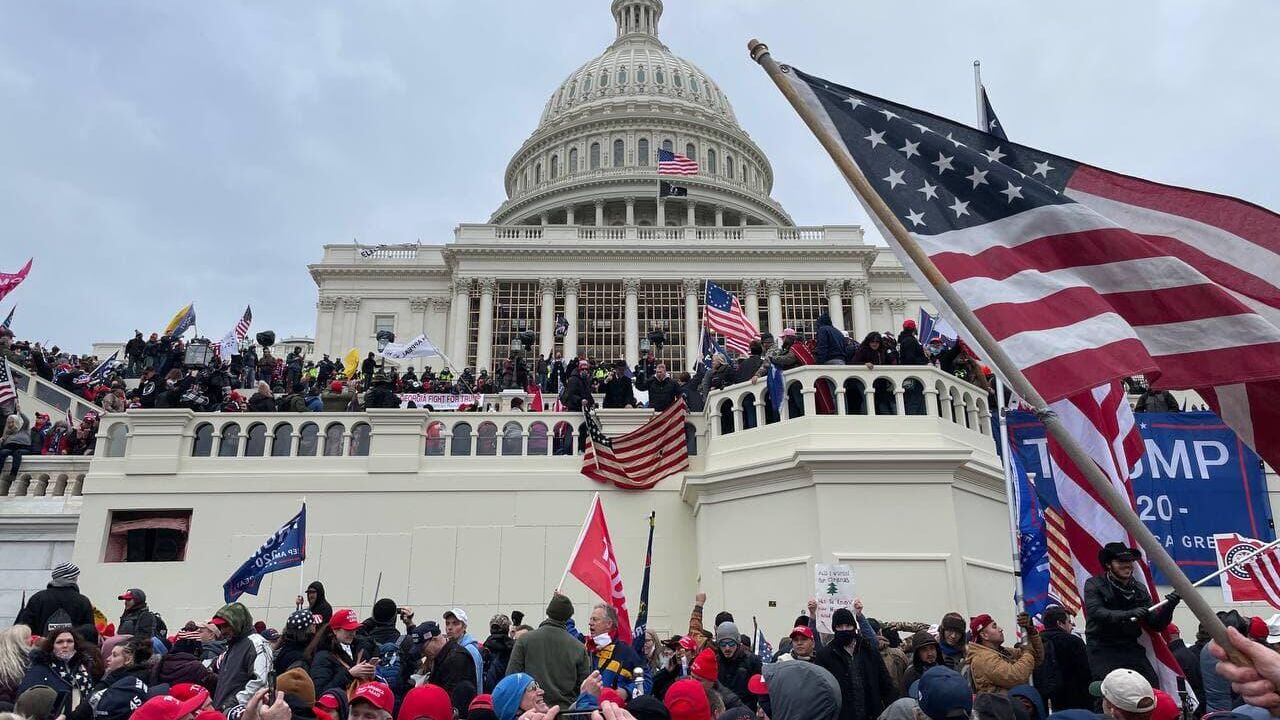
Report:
0,625,32,704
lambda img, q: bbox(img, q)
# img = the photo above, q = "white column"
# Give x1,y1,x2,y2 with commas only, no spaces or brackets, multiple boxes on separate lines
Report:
625,197,635,226
686,201,696,226
742,279,760,332
656,198,665,226
566,206,576,225
475,278,497,374
427,298,450,370
563,277,580,360
595,200,605,226
449,278,472,366
850,279,871,340
714,205,724,227
825,278,846,332
890,299,908,334
540,212,549,226
624,278,640,367
683,277,700,370
317,297,339,357
766,278,783,337
538,277,556,358
409,297,430,370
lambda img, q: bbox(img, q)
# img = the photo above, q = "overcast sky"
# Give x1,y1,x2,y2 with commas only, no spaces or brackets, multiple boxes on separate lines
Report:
2,1,1276,353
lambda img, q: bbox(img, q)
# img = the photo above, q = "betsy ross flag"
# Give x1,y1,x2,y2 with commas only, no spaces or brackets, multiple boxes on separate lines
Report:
1243,545,1280,611
564,494,632,640
0,356,16,406
582,399,690,490
703,282,758,354
658,148,699,175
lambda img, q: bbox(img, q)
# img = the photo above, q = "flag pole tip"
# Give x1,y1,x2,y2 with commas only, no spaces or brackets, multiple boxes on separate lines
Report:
748,39,769,62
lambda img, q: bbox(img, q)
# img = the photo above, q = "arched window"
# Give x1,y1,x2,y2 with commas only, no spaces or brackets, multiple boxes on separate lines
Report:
350,423,371,456
271,423,293,457
613,139,624,166
106,424,128,458
599,71,608,88
192,423,214,457
726,155,735,179
707,148,717,175
637,138,649,166
218,423,241,457
451,422,473,456
583,75,592,92
685,143,696,163
550,154,559,179
655,67,665,85
323,423,344,456
569,148,578,172
589,143,601,170
425,421,446,456
690,76,701,94
617,67,628,85
245,423,268,457
528,422,549,456
569,80,577,97
636,66,646,84
662,139,673,152
477,422,498,456
298,423,319,456
534,163,542,184
674,72,683,89
501,422,523,456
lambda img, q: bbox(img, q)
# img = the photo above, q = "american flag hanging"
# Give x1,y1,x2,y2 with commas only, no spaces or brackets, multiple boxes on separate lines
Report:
0,356,16,406
657,148,699,176
582,400,690,490
703,281,758,355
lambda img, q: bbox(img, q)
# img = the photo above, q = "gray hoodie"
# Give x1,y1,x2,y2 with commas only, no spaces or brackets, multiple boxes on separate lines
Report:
1,412,31,448
763,660,842,720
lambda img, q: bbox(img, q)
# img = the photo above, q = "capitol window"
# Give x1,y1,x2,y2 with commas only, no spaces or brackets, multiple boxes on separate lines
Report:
590,142,601,170
707,148,717,175
674,72,683,88
534,163,542,184
662,139,672,152
613,139,624,166
685,143,696,162
781,282,827,334
639,283,687,372
373,315,395,338
569,148,579,172
104,510,191,563
569,80,577,96
636,66,646,83
690,76,700,93
584,75,592,93
726,155,735,179
655,67,665,85
617,67,628,85
550,154,559,179
638,138,649,166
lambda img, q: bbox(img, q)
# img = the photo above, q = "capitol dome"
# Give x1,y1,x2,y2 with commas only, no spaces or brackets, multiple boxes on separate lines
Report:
489,0,792,227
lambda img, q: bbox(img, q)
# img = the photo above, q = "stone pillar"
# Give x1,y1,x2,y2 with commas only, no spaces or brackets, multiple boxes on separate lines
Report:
739,214,748,227
595,200,605,226
825,279,846,332
540,212,549,226
538,277,557,358
563,277,580,360
766,278,783,337
742,278,760,332
714,205,724,227
849,279,871,340
683,277,701,370
428,297,450,370
622,278,641,367
625,197,635,226
869,298,886,336
475,278,497,374
409,297,430,369
686,201,696,226
449,278,472,366
656,198,665,226
566,206,576,225
889,299,908,334
340,296,361,352
316,297,339,357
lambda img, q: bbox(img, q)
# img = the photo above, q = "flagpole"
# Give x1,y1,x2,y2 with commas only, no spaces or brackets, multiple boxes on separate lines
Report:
974,60,987,132
747,39,1244,663
298,497,308,609
557,492,599,592
1148,537,1280,612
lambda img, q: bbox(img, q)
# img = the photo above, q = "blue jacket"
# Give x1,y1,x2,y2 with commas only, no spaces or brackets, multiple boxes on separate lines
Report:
459,632,485,695
814,311,846,363
581,639,651,701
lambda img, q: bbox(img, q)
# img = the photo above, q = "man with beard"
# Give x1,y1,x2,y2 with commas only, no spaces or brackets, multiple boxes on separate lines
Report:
1083,542,1180,685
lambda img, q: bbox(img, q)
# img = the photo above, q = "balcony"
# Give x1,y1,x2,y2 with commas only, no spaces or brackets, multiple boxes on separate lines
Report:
0,456,90,499
453,223,865,245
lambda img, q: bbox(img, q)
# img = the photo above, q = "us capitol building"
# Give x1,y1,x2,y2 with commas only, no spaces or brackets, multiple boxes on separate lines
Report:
0,1,1058,639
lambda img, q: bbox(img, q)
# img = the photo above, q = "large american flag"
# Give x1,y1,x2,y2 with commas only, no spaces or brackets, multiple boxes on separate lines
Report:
0,356,16,406
704,281,758,354
1244,546,1280,611
783,66,1280,477
582,399,690,490
658,148,699,176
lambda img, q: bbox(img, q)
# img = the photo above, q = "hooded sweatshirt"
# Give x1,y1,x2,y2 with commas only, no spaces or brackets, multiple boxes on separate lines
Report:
211,602,271,711
307,582,333,624
762,660,842,720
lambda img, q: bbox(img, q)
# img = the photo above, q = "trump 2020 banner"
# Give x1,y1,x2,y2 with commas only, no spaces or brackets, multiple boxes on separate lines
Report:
223,505,307,603
1007,412,1272,585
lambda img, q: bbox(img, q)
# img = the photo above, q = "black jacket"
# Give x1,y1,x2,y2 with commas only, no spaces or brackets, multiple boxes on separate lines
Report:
734,355,763,384
1037,628,1092,711
19,650,95,716
17,583,95,636
308,643,365,695
364,386,400,409
211,634,260,711
247,393,276,412
1168,638,1204,711
430,639,478,711
308,582,333,624
601,376,636,408
640,375,681,412
482,634,514,692
1083,573,1174,683
815,641,898,720
119,603,158,639
152,650,218,690
559,372,594,412
897,331,928,366
717,647,763,711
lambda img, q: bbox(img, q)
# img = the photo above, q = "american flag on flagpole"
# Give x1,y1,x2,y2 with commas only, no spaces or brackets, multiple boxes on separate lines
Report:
657,148,699,176
703,282,758,355
0,357,16,406
1043,506,1081,614
582,400,690,490
1243,546,1280,611
218,305,253,358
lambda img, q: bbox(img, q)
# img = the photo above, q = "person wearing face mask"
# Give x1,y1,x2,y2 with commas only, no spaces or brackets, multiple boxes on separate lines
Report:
814,608,897,720
18,628,95,715
583,603,650,700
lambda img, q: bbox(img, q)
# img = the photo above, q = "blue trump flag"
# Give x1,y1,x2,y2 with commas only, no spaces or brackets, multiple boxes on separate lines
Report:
224,505,307,603
767,361,785,413
1012,450,1051,616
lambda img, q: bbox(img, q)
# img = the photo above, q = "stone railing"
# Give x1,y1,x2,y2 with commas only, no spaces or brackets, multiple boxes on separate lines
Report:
703,365,992,438
454,224,863,244
0,456,90,498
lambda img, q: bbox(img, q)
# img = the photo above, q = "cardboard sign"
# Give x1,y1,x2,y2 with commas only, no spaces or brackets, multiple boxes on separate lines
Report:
814,563,854,634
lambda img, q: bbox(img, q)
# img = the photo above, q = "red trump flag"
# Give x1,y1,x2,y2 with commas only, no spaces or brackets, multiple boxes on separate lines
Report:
564,493,632,640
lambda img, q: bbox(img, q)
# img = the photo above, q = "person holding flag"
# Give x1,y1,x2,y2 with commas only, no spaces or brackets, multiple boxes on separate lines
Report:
1084,543,1179,684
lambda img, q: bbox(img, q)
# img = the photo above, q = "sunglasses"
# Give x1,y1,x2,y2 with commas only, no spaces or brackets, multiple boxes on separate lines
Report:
717,639,739,648
525,681,541,693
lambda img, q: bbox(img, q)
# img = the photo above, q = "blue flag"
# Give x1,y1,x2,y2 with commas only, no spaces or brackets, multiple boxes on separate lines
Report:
632,512,656,655
767,362,785,413
1012,451,1051,616
1,305,13,330
754,623,774,664
698,329,726,370
223,505,307,603
75,351,121,386
980,84,1008,140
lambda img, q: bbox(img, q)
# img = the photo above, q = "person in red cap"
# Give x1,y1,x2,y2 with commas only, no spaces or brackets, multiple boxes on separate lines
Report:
397,684,452,720
349,682,395,720
966,612,1042,695
782,626,816,663
305,609,378,694
652,635,700,699
689,647,744,712
664,678,712,720
117,588,157,640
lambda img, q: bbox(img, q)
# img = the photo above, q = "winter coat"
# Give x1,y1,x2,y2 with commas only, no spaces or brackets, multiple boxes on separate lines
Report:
363,385,400,409
308,644,358,694
508,617,592,709
210,602,271,711
321,389,353,413
680,366,708,412
1167,638,1203,713
19,649,95,716
91,663,152,704
559,372,594,412
641,375,681,412
273,640,310,675
734,354,763,384
1135,390,1181,413
880,646,909,697
1199,640,1239,712
965,635,1043,695
482,634,514,692
429,639,479,712
717,645,763,711
277,393,307,413
1082,573,1172,683
16,583,95,636
814,641,897,720
119,599,158,639
587,639,651,700
897,330,928,366
151,649,217,691
814,312,846,364
601,375,636,408
2,413,32,448
1037,628,1092,711
247,393,276,412
307,582,333,624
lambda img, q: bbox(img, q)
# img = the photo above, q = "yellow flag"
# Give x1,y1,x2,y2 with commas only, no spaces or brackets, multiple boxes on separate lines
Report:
162,303,195,336
343,348,360,378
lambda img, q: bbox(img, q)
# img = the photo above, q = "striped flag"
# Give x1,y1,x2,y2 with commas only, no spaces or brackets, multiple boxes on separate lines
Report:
1243,547,1280,611
658,148,699,175
163,303,197,337
1043,506,1081,613
582,399,690,490
703,282,758,355
0,356,16,406
783,67,1280,476
217,305,253,358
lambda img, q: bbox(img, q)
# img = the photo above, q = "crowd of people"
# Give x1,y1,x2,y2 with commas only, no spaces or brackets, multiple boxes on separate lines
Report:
4,542,1279,720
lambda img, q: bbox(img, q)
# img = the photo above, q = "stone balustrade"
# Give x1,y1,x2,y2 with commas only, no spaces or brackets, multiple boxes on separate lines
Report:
0,456,90,498
455,223,861,244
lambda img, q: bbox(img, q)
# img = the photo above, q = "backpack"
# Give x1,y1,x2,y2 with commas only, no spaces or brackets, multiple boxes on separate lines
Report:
45,607,73,634
372,641,405,693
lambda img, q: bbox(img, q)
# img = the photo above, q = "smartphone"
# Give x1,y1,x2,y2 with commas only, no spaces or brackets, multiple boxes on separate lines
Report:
50,689,70,720
265,669,277,706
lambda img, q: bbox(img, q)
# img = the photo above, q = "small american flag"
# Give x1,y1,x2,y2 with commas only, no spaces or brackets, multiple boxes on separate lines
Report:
218,305,253,358
703,282,758,355
582,400,690,490
0,356,16,406
658,148,699,176
1244,546,1280,610
754,624,773,663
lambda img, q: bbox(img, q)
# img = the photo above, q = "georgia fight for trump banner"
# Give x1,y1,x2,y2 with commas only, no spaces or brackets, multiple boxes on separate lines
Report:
1007,411,1272,585
223,505,307,603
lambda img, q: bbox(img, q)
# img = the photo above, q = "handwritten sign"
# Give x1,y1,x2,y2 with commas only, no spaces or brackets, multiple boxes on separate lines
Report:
814,563,854,634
